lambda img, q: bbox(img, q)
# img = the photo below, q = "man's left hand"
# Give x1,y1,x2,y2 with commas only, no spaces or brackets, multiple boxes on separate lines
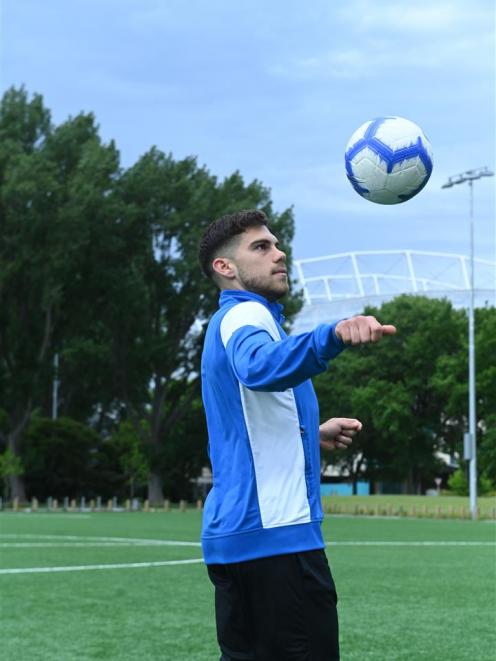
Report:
319,417,362,451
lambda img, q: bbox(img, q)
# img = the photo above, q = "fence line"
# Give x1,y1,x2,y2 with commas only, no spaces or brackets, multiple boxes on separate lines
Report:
1,496,494,520
0,496,204,514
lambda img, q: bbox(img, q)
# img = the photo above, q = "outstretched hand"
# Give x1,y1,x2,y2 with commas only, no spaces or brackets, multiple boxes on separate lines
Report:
335,315,396,345
319,417,362,451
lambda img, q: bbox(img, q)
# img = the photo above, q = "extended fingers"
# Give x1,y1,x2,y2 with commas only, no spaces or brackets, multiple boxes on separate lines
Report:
369,317,385,343
336,316,396,345
382,324,397,335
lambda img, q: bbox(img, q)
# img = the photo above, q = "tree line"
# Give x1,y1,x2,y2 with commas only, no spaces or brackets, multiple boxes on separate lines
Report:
0,87,300,502
0,87,494,502
314,296,495,495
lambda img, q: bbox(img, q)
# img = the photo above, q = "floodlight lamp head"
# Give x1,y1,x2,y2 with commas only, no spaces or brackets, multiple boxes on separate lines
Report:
442,166,494,189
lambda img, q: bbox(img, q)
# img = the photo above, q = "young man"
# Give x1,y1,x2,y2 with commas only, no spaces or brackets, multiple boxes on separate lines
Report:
198,210,396,660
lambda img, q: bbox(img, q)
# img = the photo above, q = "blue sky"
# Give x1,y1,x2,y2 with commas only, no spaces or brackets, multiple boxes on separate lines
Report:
1,0,495,268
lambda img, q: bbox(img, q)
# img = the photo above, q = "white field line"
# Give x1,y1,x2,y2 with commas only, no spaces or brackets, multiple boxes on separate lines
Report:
326,541,496,546
1,536,494,576
0,514,93,519
0,542,196,548
0,534,201,546
5,541,493,549
0,535,204,575
1,534,493,549
0,559,204,575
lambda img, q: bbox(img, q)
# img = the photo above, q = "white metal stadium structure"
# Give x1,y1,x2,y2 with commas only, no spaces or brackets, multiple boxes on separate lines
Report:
291,250,496,334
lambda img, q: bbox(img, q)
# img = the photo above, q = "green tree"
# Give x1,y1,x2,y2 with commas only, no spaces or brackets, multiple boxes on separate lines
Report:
0,87,56,500
315,348,373,492
433,305,496,487
159,380,209,501
21,417,102,499
473,307,496,487
0,448,24,500
314,296,467,493
0,87,125,499
0,87,301,502
109,420,149,499
115,152,300,502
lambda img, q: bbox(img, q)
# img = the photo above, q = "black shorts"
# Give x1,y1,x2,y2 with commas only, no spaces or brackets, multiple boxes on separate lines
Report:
207,548,339,661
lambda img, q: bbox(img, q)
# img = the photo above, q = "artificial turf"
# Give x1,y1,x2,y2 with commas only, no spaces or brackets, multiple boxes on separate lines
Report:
0,511,494,660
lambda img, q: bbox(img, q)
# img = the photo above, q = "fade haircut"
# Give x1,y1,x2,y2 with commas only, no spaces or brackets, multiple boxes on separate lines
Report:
198,209,269,279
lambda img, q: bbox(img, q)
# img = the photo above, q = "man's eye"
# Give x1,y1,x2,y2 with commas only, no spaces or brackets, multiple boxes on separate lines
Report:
255,244,267,250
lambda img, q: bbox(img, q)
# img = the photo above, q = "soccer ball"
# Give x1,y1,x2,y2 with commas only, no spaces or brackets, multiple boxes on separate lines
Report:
344,116,433,205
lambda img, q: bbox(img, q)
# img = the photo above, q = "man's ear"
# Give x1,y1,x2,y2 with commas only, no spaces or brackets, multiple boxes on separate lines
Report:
212,256,236,280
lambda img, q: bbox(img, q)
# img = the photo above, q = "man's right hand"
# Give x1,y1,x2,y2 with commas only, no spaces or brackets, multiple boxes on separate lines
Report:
335,315,396,345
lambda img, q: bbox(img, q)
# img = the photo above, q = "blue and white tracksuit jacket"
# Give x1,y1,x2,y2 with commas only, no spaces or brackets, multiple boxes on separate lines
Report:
200,289,345,564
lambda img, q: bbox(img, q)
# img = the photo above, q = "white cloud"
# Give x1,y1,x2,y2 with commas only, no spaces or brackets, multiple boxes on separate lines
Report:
269,29,494,81
337,0,490,34
268,0,494,82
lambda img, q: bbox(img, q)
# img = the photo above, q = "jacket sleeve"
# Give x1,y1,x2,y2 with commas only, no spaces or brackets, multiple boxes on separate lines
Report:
220,301,345,391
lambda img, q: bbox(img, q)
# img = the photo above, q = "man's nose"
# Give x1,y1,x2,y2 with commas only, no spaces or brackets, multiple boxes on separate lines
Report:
273,247,286,261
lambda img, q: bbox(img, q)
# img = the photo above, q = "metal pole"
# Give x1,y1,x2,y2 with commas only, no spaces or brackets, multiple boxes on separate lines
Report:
442,167,494,520
468,181,477,520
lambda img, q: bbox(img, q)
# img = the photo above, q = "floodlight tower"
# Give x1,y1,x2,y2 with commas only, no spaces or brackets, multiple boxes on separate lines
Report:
442,166,494,520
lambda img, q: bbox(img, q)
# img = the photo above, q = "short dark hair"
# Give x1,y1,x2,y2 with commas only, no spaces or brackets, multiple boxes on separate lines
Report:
198,209,269,278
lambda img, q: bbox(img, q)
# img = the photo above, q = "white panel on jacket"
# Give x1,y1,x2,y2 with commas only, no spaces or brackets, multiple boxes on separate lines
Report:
219,299,311,528
240,385,312,527
220,301,280,347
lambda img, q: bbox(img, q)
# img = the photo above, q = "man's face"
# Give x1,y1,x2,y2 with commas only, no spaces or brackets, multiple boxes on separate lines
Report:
226,225,289,301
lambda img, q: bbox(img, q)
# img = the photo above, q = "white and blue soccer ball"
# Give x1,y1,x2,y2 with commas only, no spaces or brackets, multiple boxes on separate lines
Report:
344,116,433,205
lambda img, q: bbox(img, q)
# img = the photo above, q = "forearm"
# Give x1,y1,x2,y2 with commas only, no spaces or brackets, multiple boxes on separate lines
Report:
227,323,345,391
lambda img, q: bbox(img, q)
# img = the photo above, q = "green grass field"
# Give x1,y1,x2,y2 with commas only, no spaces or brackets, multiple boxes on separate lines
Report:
1,511,495,660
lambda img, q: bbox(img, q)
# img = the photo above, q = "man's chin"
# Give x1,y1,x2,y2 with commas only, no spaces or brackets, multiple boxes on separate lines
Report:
264,284,289,302
237,275,289,301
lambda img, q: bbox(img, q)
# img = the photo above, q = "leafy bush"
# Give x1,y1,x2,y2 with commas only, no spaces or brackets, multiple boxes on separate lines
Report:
448,468,468,496
447,466,494,496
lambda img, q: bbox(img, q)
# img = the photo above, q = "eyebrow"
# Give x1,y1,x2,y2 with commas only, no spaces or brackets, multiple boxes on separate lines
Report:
248,238,279,248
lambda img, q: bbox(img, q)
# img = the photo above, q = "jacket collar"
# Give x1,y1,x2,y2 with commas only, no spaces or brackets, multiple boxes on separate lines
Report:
219,289,285,324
